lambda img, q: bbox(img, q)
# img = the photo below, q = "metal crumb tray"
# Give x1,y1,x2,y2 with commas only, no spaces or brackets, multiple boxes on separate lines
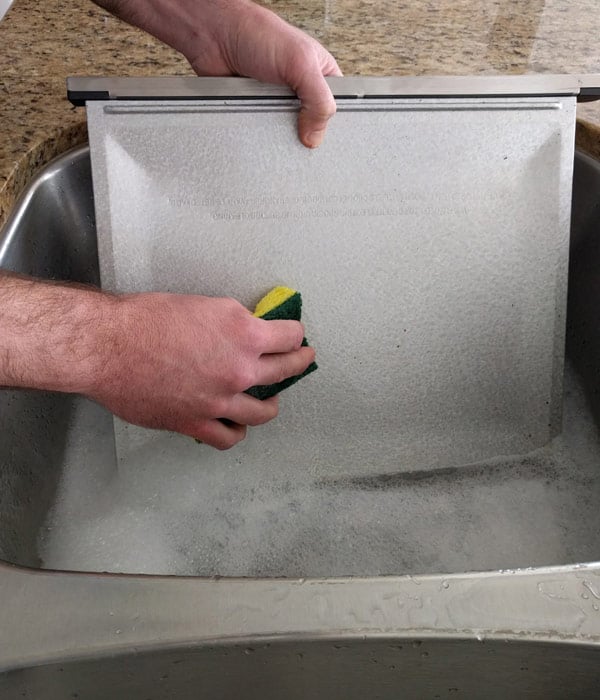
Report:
71,74,599,478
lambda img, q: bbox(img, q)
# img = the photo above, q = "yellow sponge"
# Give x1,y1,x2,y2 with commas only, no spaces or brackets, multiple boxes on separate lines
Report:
247,286,317,400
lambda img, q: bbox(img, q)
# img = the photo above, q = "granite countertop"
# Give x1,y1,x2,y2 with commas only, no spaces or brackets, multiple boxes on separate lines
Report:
1,0,600,228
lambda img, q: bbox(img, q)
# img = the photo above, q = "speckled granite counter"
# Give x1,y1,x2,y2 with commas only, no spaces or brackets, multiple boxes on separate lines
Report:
1,0,600,227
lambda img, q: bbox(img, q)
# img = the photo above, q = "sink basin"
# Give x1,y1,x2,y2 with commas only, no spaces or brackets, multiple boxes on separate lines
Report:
1,145,600,696
2,145,600,579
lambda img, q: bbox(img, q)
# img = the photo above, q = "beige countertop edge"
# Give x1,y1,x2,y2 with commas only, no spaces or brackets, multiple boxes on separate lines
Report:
1,117,599,233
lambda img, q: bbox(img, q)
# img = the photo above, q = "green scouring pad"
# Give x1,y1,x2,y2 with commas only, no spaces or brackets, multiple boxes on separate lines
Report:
246,286,317,400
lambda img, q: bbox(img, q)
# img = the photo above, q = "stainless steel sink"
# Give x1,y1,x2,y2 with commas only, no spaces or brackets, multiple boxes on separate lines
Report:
1,145,600,696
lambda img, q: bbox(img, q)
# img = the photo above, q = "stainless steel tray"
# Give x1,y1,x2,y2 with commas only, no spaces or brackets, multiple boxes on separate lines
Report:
81,75,585,476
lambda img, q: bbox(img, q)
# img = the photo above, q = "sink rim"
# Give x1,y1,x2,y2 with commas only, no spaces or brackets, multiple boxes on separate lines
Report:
2,557,600,673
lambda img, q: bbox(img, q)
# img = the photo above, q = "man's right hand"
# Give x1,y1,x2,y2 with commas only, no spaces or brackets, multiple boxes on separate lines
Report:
0,274,315,449
94,291,315,449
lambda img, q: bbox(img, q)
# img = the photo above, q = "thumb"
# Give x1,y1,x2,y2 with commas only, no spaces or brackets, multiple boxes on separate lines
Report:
295,62,343,149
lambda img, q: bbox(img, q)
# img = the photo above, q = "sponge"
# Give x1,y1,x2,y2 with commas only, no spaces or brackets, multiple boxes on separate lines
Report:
196,287,317,442
246,286,317,400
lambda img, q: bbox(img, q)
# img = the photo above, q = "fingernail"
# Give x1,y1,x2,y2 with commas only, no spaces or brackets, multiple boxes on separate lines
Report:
305,129,325,148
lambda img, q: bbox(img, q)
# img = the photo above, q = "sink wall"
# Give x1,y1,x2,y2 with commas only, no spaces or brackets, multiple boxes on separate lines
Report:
0,150,98,568
2,638,600,700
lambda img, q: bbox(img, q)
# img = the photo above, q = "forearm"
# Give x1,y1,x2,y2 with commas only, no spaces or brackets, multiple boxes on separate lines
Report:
0,273,115,394
92,0,234,62
0,272,314,448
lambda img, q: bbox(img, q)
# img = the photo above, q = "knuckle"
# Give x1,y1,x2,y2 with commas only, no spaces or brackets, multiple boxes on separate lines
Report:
304,346,316,365
189,421,211,442
275,360,290,385
315,96,336,119
319,106,336,121
250,400,278,426
300,99,336,122
221,297,248,323
222,296,242,311
244,318,265,350
265,398,279,420
292,323,305,348
215,426,247,450
207,397,229,418
230,364,255,392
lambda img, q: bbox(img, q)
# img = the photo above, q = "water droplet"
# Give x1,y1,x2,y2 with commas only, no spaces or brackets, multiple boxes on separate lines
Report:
583,580,600,600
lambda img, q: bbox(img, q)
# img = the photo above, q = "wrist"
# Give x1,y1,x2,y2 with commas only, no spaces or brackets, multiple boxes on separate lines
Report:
63,289,124,398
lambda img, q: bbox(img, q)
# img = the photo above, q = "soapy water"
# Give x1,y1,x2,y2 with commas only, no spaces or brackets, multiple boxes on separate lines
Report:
38,363,600,577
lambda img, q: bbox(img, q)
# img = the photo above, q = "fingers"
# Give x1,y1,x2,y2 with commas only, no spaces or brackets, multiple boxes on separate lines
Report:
223,394,279,426
255,318,305,354
187,396,279,449
294,40,342,149
190,418,248,450
254,346,316,387
296,71,338,149
184,341,314,450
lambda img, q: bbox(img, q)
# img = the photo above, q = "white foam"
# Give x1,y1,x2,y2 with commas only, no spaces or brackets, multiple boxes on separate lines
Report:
38,364,600,577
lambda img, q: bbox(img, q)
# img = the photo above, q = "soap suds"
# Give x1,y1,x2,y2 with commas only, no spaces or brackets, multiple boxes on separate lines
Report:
38,363,600,577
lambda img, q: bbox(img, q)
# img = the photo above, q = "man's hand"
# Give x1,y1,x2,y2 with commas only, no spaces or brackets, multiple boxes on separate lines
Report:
0,275,315,449
94,0,342,148
94,292,315,448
